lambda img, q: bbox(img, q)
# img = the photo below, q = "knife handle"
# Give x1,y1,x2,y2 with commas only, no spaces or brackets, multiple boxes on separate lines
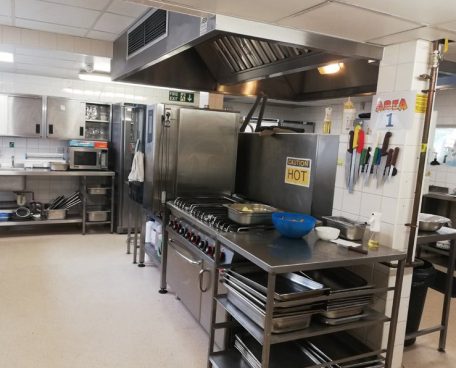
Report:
381,132,392,155
348,130,354,152
353,125,361,150
385,148,393,168
356,129,365,154
391,147,400,166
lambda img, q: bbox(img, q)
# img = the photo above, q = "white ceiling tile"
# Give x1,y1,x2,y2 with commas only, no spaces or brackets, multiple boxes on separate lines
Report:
368,27,456,46
437,20,456,33
93,13,136,34
15,0,100,29
87,30,118,41
15,19,87,37
39,0,111,11
107,0,150,18
338,0,456,25
162,0,325,22
278,2,420,42
0,0,11,16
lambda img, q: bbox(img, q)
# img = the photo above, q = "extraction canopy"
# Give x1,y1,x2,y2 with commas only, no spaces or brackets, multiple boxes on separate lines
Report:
112,9,383,102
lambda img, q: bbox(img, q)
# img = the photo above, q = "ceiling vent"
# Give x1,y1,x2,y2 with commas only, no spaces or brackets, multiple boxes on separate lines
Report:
127,9,168,58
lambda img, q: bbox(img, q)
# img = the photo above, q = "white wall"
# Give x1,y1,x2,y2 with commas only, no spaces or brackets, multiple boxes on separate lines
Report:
0,71,199,204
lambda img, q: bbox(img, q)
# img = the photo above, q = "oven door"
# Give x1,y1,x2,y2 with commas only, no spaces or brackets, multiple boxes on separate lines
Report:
69,148,100,170
167,236,203,321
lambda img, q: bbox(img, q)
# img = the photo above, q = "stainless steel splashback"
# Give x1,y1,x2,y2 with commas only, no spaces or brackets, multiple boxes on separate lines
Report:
235,133,338,218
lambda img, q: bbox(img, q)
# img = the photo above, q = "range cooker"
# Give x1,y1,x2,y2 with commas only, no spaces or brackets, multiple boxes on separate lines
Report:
164,196,273,344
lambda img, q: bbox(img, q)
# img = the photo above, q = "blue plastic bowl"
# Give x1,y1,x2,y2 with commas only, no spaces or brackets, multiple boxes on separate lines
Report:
272,212,317,239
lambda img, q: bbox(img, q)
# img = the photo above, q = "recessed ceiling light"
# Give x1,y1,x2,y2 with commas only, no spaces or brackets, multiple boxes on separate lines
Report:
318,63,344,75
78,71,111,82
0,52,14,63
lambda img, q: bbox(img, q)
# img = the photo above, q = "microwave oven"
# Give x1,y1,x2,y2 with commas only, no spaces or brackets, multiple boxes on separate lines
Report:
68,147,108,170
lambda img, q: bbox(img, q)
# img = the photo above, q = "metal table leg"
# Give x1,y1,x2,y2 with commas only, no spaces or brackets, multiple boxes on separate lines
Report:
439,239,456,352
133,204,139,264
207,240,221,368
385,258,406,368
110,175,115,234
159,210,169,294
126,198,132,255
82,176,87,235
138,212,146,268
261,273,276,368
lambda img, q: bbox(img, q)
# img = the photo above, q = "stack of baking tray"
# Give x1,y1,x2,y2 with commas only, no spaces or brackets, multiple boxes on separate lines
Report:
301,268,374,325
222,266,327,333
234,332,385,368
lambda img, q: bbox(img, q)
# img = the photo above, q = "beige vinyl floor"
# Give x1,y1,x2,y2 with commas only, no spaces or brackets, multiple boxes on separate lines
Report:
0,230,208,368
402,288,456,368
1,230,455,368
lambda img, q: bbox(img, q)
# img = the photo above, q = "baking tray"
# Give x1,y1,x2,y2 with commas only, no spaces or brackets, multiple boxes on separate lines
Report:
222,272,267,303
87,187,109,195
229,267,326,301
301,268,373,294
225,284,315,333
319,312,369,325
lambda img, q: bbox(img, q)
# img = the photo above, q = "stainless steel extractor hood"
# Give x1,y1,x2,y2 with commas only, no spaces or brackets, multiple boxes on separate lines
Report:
112,9,383,102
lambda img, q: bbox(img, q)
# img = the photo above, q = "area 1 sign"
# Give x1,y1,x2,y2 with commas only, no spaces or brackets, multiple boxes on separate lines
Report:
371,91,418,130
169,91,195,103
284,157,311,187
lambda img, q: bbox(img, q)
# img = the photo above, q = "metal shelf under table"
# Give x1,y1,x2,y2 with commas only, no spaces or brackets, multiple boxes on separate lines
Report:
0,216,83,226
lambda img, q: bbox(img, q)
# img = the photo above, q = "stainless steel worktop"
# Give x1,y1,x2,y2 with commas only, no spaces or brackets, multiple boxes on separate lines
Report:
0,169,115,176
217,230,405,273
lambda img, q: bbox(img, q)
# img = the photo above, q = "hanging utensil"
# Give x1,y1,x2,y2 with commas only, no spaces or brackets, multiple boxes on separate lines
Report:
381,149,394,186
388,147,400,181
376,132,392,187
348,126,361,193
353,127,365,185
345,130,354,189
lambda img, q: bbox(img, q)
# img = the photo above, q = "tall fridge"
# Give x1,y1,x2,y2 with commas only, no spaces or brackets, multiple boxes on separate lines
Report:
111,103,146,233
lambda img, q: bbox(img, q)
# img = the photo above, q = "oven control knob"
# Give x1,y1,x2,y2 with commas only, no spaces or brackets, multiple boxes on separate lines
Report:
219,251,226,262
206,246,214,256
198,240,207,250
195,235,201,244
178,226,185,235
186,231,193,240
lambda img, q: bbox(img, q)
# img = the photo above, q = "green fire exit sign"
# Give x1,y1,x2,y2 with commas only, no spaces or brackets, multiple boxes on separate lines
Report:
169,91,195,103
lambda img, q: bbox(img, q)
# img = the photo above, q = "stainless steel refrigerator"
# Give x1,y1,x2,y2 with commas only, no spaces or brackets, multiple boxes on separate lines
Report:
143,105,240,216
111,103,146,233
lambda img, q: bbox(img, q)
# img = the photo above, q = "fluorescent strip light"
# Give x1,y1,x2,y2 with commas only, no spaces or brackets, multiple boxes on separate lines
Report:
78,71,111,82
318,63,344,75
0,52,14,63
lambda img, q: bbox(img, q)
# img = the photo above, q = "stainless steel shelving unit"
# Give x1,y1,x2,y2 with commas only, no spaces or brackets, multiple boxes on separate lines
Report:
414,227,456,351
206,230,406,368
0,169,115,234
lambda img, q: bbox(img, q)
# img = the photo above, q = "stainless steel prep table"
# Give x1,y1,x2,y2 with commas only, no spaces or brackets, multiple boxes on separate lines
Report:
207,230,406,368
0,169,115,234
414,227,456,352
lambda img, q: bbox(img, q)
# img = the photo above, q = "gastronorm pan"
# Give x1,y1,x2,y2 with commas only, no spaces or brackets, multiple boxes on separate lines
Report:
301,268,373,294
226,203,278,225
319,312,369,325
228,267,326,301
322,216,366,240
225,284,316,333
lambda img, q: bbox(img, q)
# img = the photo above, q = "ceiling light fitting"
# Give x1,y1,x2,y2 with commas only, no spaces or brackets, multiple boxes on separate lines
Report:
318,62,344,75
78,71,112,82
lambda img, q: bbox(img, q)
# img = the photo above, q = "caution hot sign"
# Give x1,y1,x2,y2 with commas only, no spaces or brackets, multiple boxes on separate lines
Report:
284,157,311,187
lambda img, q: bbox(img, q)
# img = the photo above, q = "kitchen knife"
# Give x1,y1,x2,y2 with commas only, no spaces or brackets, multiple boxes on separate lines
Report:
361,147,371,173
349,126,361,193
388,147,400,181
376,132,392,187
359,148,368,174
365,147,378,184
381,148,394,186
345,130,354,189
353,128,364,185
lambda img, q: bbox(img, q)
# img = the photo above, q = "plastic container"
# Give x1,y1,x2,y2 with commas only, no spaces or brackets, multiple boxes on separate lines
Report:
315,226,340,241
272,212,316,239
405,259,436,346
